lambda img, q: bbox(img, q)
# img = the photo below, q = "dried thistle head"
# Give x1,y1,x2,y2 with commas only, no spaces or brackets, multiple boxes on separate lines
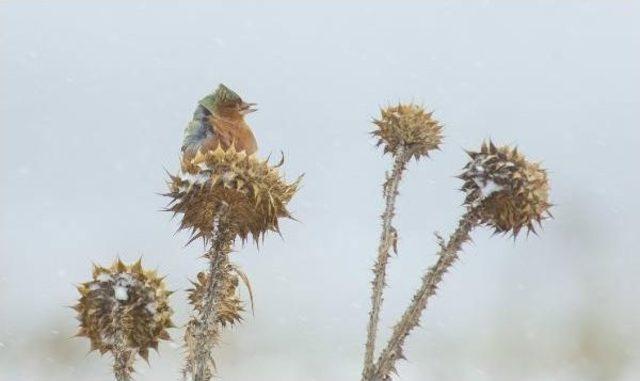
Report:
183,262,253,380
372,103,443,159
188,269,244,327
166,146,301,244
74,259,174,361
460,141,551,236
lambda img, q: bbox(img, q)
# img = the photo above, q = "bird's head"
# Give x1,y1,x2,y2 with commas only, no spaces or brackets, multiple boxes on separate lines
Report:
199,84,257,120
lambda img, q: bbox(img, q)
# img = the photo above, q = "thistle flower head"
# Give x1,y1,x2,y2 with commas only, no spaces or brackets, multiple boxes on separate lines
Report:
188,269,246,327
166,146,301,244
460,141,551,236
74,259,174,361
372,103,443,160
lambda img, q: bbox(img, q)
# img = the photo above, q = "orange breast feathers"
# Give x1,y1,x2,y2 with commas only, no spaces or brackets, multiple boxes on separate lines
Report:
205,115,258,155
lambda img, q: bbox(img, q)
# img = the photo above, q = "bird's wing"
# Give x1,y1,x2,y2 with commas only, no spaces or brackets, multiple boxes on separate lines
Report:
181,104,216,153
181,120,209,152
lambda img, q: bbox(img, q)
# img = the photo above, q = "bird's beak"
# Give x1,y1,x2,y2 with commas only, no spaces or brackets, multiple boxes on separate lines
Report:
240,102,257,114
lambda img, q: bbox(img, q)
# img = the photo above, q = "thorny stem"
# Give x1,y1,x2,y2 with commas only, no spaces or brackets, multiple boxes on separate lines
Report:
362,147,410,381
113,307,134,381
185,216,236,381
371,209,480,380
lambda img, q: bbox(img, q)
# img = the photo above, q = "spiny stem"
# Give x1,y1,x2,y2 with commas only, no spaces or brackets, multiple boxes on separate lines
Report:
184,218,236,381
372,210,479,380
362,147,410,380
113,309,134,381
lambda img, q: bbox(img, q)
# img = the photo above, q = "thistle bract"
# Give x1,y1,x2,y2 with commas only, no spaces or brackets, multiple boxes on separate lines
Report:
372,103,443,159
74,259,174,362
166,146,301,244
188,269,244,328
460,141,551,236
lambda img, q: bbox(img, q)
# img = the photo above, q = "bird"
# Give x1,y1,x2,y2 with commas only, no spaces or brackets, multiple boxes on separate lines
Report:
181,84,258,166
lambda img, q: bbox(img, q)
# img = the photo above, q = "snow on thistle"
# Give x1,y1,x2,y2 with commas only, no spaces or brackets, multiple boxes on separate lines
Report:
74,259,174,381
165,146,300,381
459,141,551,236
360,132,551,380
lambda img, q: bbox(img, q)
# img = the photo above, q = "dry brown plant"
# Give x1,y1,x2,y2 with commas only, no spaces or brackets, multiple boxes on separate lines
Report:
74,259,174,381
362,108,551,381
166,146,300,381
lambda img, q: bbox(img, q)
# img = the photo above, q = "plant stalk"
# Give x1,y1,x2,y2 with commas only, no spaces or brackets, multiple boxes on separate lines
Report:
113,309,134,381
372,210,479,380
184,219,236,381
362,147,410,380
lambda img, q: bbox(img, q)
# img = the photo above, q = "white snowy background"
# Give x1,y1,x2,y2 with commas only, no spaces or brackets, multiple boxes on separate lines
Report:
1,1,639,380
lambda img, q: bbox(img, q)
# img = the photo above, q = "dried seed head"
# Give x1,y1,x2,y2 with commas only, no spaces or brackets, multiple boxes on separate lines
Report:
460,141,551,236
188,269,244,328
74,259,174,361
182,260,253,380
166,146,301,244
372,103,443,159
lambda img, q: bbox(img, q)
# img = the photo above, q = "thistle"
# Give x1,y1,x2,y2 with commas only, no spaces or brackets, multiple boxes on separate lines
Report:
362,104,442,381
165,146,300,381
369,141,551,381
188,270,246,328
372,103,443,160
167,146,301,245
459,141,551,236
74,259,174,381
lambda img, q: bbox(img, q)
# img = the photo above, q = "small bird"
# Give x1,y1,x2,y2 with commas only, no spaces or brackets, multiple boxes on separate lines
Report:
181,84,258,165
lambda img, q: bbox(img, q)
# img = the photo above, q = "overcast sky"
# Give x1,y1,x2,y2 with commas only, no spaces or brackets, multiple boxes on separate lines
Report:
1,2,639,380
